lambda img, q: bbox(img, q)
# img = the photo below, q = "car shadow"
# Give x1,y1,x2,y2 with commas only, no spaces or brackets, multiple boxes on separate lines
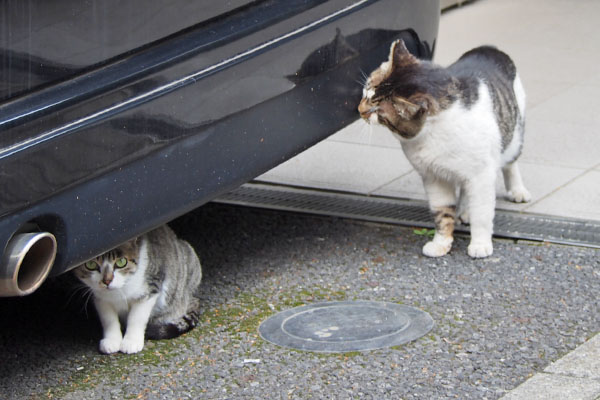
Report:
0,202,346,395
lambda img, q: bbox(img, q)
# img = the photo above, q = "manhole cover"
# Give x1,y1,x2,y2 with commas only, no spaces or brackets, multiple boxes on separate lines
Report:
258,300,434,352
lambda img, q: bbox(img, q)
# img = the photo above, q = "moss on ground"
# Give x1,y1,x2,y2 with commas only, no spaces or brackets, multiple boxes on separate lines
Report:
43,285,349,398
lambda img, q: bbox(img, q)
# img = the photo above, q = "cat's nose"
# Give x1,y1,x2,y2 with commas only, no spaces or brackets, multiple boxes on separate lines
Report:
358,99,372,119
102,273,113,286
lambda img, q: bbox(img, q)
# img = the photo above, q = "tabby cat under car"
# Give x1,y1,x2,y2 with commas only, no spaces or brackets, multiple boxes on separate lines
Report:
74,225,202,354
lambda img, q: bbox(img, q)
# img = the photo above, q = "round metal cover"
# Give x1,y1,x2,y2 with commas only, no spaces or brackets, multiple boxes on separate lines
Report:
258,300,434,352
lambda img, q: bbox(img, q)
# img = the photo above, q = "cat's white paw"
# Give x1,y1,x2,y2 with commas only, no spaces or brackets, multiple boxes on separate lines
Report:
507,187,531,203
119,336,145,354
467,241,493,258
99,337,122,354
422,240,451,257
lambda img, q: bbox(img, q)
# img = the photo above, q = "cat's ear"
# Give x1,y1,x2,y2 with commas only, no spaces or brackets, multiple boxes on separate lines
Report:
391,97,422,120
411,93,438,116
130,236,143,249
389,39,419,69
120,236,142,254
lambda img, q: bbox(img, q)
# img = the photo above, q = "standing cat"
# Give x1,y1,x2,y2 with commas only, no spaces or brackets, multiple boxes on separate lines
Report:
74,225,202,354
358,39,531,258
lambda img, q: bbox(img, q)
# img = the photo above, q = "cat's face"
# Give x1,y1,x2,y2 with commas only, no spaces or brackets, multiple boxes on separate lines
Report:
358,39,433,138
74,239,140,291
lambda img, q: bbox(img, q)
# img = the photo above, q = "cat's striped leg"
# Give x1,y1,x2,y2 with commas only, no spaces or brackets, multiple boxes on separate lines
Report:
464,174,496,258
424,205,457,257
422,178,456,257
502,161,531,203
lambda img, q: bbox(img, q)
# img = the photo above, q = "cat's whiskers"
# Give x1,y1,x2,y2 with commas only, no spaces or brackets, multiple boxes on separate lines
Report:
67,283,95,317
66,282,91,304
81,289,94,319
356,118,376,146
357,68,369,87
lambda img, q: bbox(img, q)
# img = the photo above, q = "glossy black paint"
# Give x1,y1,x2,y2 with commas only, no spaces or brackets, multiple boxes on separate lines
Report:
0,0,273,101
0,0,440,277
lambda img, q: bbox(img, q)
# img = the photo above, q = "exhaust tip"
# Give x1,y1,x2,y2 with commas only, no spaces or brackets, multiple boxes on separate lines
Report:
1,232,57,297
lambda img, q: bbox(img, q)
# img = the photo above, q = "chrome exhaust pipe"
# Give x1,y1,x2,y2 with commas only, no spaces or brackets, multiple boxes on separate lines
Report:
0,232,57,297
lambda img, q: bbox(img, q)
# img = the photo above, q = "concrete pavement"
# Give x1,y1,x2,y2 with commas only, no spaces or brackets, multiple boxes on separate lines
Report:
259,0,600,222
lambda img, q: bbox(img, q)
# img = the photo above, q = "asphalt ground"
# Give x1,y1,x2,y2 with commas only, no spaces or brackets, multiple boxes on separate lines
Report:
1,203,598,399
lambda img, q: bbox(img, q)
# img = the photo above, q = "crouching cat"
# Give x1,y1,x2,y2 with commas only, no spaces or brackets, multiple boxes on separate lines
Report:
359,40,531,258
74,225,202,354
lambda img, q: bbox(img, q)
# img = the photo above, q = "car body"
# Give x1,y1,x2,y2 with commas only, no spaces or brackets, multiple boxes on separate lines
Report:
0,0,440,292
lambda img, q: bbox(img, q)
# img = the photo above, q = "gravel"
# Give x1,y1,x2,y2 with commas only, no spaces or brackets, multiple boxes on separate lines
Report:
1,203,598,399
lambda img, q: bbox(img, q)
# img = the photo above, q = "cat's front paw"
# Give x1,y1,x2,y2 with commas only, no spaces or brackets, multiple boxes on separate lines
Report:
119,336,145,354
467,241,493,258
422,240,452,257
99,337,122,354
507,187,531,203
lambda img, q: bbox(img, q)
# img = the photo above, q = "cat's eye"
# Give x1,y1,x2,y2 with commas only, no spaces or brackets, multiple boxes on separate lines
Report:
115,258,128,268
85,261,99,271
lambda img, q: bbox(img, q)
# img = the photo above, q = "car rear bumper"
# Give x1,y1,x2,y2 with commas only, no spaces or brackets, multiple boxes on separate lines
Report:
0,0,439,278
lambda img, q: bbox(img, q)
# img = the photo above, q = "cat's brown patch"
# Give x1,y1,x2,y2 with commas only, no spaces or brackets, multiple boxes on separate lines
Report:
377,98,427,139
433,206,456,240
367,40,419,90
359,39,456,138
368,65,390,90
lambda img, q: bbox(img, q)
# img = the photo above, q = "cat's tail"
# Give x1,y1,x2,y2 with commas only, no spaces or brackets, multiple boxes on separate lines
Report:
145,309,201,340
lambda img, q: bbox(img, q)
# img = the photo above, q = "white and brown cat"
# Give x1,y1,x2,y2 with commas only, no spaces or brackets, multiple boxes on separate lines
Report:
359,40,531,258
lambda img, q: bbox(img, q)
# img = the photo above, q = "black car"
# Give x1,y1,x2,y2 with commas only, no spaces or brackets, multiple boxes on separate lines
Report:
0,0,440,296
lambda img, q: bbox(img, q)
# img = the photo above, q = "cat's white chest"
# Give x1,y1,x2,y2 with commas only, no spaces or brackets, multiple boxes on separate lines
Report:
398,83,502,182
121,240,151,299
